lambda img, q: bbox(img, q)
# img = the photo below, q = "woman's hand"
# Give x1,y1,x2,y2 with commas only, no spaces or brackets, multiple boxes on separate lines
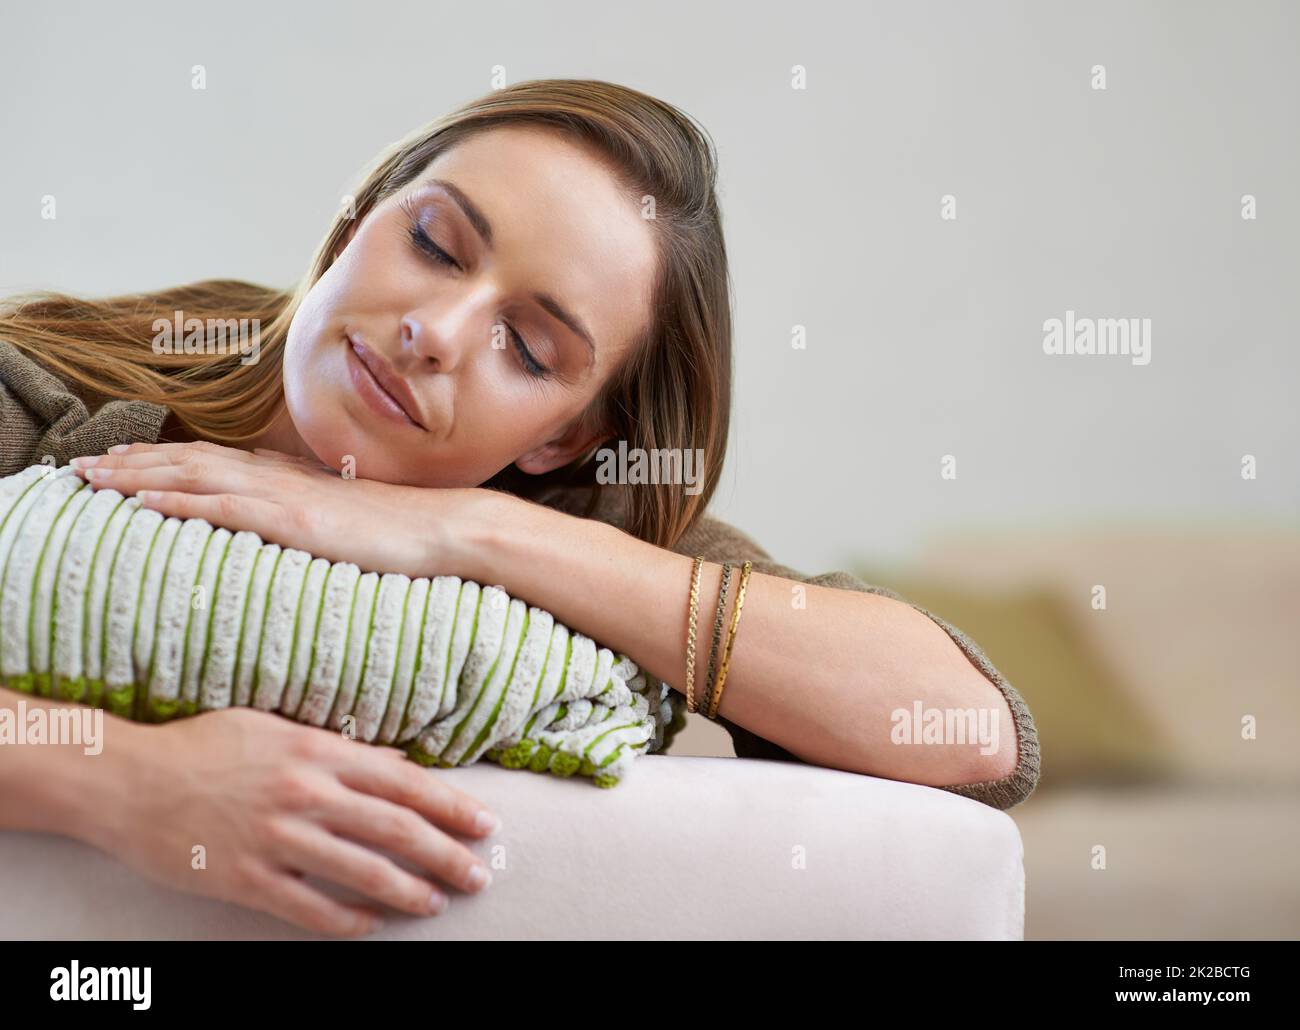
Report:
68,441,490,578
89,706,499,936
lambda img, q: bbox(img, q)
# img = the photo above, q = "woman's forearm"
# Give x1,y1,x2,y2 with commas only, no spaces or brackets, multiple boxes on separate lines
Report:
444,492,1019,789
0,684,131,848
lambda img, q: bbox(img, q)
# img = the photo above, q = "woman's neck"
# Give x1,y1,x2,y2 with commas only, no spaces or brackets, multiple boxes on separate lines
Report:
247,402,319,460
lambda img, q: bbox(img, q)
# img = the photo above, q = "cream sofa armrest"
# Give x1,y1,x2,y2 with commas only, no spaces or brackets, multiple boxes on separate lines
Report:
0,755,1024,939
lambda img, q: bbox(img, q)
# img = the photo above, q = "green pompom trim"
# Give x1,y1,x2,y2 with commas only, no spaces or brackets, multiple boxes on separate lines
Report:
7,672,36,694
527,743,554,773
1,465,669,790
495,740,537,769
146,697,182,723
403,741,455,769
104,685,134,718
404,744,439,767
55,676,88,703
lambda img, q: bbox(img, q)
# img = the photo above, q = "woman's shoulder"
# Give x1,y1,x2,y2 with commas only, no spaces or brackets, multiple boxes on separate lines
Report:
0,337,168,475
674,508,896,596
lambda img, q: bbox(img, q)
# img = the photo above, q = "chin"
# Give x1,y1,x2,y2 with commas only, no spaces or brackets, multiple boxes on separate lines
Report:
285,393,489,490
300,421,394,481
294,419,443,487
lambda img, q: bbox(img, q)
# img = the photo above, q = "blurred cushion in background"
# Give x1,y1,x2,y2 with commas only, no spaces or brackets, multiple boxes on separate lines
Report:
889,527,1300,789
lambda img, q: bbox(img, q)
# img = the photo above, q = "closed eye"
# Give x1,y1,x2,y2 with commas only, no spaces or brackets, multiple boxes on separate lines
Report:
402,207,553,380
507,323,550,378
407,222,460,270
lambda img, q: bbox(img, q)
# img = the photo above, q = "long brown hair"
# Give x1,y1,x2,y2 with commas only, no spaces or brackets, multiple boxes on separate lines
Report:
0,79,732,550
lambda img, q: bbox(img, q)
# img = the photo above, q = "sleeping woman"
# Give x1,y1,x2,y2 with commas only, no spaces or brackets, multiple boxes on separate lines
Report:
0,78,1039,935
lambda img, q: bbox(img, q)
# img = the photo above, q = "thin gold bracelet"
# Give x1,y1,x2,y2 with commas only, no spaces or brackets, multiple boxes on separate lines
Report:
707,560,753,719
684,555,705,713
700,562,733,720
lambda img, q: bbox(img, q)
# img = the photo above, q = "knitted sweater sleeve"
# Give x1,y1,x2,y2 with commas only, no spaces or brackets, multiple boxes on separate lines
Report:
0,339,168,475
671,513,1041,811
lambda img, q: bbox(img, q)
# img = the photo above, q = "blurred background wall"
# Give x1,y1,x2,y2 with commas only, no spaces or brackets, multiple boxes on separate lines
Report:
1,0,1295,939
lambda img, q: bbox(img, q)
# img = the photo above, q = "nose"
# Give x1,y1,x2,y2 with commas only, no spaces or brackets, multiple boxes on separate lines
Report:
400,287,493,372
400,312,452,371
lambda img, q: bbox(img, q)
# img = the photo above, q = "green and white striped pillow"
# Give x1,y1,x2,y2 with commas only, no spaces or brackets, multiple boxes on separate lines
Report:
0,464,686,787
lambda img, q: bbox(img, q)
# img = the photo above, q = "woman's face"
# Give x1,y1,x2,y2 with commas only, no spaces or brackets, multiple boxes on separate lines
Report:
282,125,659,487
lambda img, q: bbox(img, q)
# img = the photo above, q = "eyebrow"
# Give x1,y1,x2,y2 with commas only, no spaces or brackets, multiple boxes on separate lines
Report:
533,292,596,370
430,178,493,247
428,176,597,371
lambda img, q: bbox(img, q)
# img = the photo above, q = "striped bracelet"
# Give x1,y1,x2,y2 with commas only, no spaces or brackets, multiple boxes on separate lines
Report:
707,560,753,719
699,562,733,722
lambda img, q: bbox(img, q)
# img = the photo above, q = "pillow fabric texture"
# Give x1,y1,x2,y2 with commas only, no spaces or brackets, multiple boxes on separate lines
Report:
0,464,685,787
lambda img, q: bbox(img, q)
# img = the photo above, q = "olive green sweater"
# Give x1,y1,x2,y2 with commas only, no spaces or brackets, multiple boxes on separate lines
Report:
0,338,1040,809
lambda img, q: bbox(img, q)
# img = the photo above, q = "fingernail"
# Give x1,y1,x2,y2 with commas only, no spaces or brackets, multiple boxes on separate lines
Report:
467,865,491,891
85,467,112,481
428,890,448,914
70,456,97,468
108,444,130,454
474,810,501,835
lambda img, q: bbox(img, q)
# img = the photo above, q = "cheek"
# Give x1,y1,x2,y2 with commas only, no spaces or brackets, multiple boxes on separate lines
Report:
279,271,576,485
282,299,355,469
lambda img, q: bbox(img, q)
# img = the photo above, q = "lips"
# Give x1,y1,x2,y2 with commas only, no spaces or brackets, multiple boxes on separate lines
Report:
346,333,427,430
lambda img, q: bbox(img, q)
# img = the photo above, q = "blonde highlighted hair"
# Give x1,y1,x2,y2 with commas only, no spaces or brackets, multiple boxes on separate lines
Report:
0,79,733,550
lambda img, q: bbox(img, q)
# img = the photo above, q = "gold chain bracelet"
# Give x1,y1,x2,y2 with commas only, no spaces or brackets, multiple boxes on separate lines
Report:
684,555,705,713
